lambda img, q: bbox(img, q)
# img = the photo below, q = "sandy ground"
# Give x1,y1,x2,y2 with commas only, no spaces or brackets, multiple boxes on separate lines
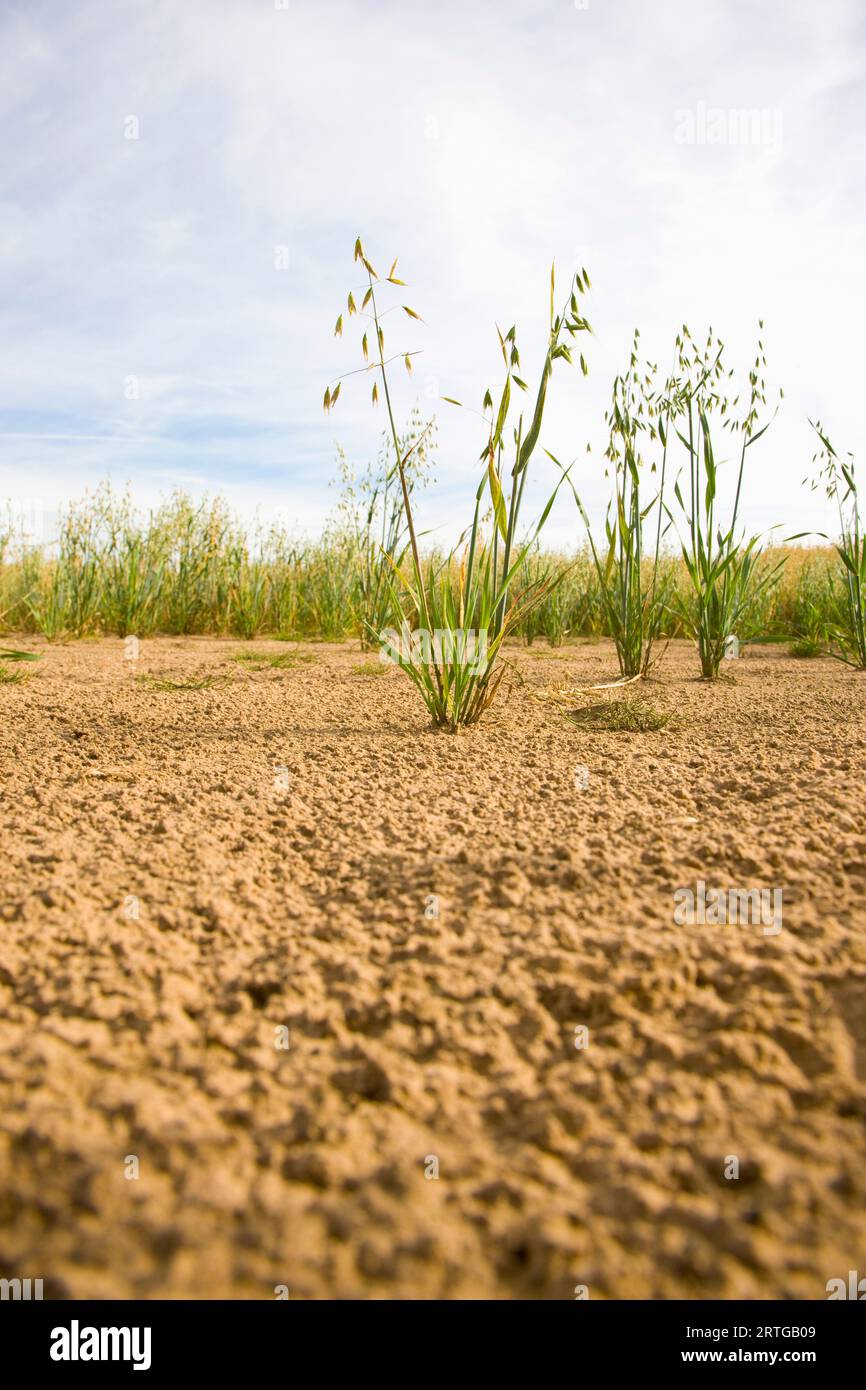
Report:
1,635,865,1300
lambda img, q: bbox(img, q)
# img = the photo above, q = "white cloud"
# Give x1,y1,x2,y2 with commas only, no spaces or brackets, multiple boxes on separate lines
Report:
0,0,863,547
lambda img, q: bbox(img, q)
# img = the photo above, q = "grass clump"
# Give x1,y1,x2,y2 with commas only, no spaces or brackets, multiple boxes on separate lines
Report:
231,649,315,671
668,325,783,678
0,662,29,683
566,697,673,732
558,330,676,677
788,637,823,658
325,237,592,729
0,646,40,683
136,673,224,692
801,424,866,669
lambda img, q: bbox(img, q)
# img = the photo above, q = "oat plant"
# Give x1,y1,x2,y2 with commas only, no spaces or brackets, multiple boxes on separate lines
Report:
325,239,592,728
556,331,676,678
800,424,866,668
669,325,783,678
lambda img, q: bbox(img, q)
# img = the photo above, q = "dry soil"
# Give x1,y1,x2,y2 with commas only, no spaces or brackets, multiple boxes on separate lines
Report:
1,637,865,1299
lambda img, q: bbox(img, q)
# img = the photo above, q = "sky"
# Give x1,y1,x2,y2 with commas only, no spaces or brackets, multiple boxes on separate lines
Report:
1,0,864,549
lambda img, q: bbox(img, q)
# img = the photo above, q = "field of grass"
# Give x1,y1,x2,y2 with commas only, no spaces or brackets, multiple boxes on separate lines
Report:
0,485,849,655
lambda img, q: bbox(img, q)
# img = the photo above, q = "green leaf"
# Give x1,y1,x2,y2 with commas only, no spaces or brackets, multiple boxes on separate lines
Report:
487,455,508,543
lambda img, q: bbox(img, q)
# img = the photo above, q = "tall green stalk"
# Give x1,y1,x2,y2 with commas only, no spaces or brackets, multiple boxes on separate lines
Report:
670,326,783,678
325,242,592,728
802,423,866,669
558,332,674,677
